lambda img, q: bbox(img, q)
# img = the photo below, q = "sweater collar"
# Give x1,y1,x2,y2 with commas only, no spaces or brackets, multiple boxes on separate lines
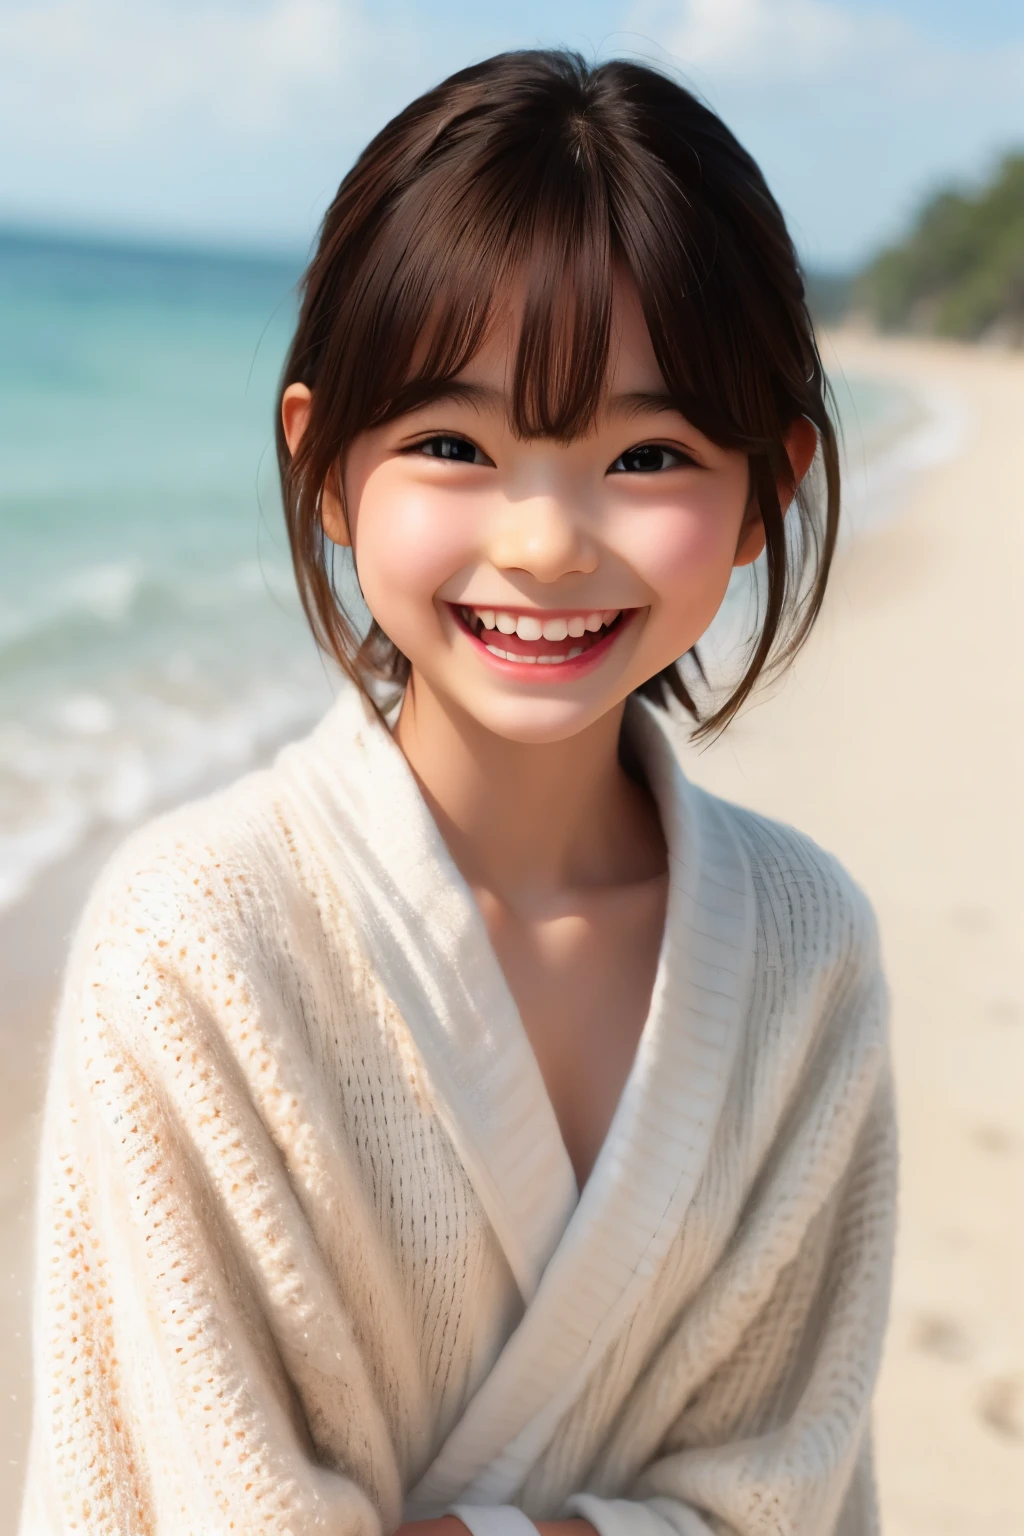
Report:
276,681,577,1301
276,684,756,1502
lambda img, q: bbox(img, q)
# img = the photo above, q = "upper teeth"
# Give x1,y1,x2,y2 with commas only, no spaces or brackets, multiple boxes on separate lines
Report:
471,608,620,639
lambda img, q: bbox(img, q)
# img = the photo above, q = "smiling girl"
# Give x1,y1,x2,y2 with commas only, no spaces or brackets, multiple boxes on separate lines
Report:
21,50,896,1536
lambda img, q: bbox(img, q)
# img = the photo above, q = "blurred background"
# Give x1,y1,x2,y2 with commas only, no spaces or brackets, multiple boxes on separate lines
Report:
1,3,1021,1532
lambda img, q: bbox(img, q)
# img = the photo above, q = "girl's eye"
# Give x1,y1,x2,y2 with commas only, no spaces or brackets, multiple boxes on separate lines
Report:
610,444,691,473
414,434,491,465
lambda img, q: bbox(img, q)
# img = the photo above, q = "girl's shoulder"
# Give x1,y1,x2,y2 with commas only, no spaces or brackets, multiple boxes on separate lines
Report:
694,782,883,984
691,789,892,1129
65,758,303,985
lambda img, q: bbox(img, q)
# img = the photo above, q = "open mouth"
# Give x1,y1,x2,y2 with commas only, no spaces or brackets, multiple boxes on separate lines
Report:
450,604,632,671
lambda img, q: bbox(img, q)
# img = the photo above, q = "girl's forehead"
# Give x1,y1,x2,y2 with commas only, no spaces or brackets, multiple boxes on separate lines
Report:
450,275,667,400
391,245,686,443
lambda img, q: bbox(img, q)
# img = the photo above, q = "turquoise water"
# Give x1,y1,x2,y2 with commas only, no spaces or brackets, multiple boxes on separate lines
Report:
0,232,338,910
0,231,914,912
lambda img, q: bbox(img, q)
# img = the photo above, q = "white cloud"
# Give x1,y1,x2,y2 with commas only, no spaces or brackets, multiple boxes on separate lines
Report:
649,0,863,77
623,0,1024,95
0,0,364,146
626,0,1024,96
619,0,1024,261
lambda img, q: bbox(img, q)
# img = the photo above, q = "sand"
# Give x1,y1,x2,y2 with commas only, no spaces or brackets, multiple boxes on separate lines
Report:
1,329,1021,1532
686,328,1024,1533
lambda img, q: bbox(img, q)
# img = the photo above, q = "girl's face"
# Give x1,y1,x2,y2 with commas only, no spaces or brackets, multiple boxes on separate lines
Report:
289,277,805,746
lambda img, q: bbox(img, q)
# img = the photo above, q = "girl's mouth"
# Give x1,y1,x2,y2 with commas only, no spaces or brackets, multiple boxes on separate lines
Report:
449,603,636,677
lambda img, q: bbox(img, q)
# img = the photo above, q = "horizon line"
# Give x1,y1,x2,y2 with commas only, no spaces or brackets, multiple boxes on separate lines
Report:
0,217,310,272
0,216,859,281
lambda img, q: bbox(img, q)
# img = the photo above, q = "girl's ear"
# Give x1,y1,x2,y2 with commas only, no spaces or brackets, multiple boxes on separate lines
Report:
781,415,819,506
733,416,820,569
281,383,351,548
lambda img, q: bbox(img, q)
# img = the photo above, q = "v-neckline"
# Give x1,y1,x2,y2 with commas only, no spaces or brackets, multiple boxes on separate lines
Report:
407,696,756,1512
275,684,756,1511
280,686,688,1231
506,861,671,1197
377,690,676,1209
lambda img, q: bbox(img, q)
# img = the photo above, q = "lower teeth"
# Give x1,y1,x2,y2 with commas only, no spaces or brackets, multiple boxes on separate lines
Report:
483,643,587,663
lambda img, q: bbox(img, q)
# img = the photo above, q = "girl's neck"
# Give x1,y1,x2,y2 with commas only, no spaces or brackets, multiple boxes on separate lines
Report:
392,673,667,910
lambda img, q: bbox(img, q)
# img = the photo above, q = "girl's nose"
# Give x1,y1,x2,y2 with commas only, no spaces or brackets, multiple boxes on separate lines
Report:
485,496,599,582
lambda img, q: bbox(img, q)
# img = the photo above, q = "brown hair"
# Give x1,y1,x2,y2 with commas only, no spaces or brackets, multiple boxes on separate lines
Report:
275,48,840,739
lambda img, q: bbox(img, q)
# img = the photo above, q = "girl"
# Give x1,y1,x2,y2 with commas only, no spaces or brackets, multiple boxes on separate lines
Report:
20,49,897,1536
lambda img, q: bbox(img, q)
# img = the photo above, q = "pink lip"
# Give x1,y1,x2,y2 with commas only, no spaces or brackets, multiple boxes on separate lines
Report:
449,604,638,681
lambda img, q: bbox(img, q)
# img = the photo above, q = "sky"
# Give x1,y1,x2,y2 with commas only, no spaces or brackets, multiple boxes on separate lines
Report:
1,0,1022,269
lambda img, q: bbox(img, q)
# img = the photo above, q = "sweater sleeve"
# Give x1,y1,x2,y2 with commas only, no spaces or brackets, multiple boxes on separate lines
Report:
562,977,898,1536
17,829,402,1536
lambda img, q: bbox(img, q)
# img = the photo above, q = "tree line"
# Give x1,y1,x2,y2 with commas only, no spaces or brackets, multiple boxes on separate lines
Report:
808,153,1024,346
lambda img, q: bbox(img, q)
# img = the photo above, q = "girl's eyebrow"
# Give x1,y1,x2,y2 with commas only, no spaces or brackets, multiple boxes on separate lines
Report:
612,390,685,419
402,381,504,414
403,382,684,421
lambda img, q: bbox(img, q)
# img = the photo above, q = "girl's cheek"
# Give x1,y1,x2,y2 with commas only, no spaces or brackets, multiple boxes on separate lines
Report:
621,498,742,599
353,484,479,621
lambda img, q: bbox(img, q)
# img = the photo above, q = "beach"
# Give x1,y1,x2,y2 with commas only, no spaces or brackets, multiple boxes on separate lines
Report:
688,328,1024,1534
1,326,1022,1530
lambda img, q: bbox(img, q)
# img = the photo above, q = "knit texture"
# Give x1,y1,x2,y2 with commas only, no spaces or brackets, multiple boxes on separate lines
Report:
18,688,897,1536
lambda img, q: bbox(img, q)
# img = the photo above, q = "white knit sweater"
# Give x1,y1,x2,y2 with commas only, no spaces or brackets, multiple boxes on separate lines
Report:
19,686,897,1536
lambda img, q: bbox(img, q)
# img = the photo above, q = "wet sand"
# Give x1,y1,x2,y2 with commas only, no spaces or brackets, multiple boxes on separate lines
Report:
2,328,1022,1532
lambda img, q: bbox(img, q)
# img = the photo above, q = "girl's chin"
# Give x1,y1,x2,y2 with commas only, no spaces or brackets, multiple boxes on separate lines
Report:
437,678,636,745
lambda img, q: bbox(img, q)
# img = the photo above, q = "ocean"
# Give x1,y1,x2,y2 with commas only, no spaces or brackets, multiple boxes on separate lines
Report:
0,230,925,916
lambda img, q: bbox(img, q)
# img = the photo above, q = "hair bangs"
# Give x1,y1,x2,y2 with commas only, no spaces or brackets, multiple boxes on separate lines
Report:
503,135,615,440
356,118,619,443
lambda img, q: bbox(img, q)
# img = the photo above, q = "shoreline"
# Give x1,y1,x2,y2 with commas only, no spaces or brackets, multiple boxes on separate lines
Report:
832,359,972,540
3,329,1020,1530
